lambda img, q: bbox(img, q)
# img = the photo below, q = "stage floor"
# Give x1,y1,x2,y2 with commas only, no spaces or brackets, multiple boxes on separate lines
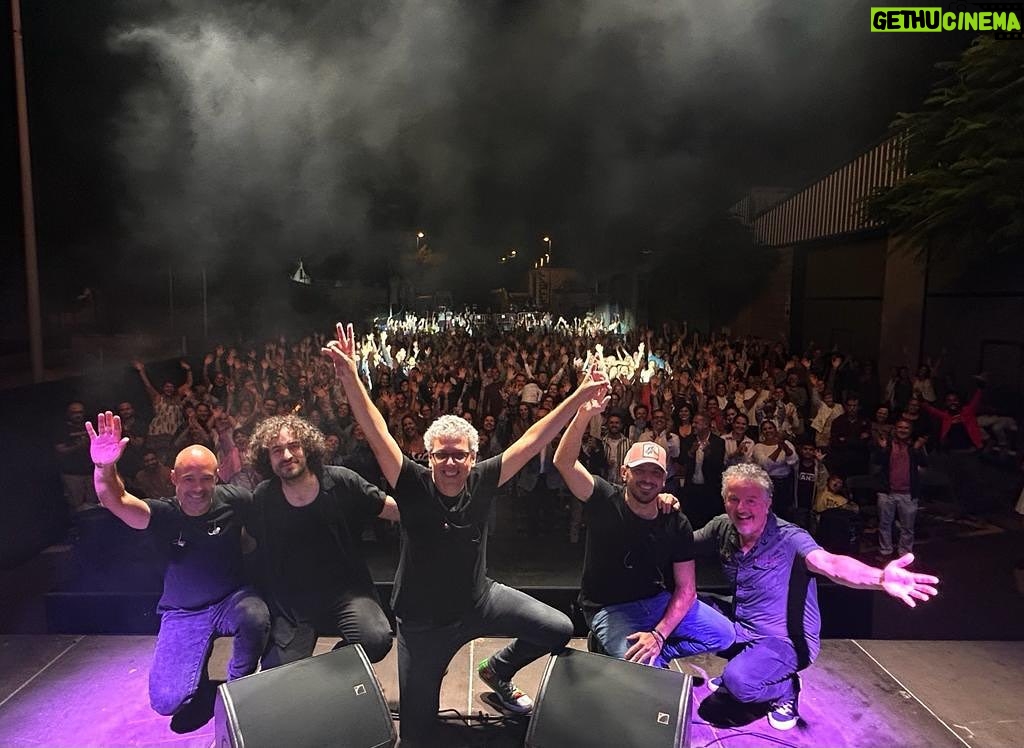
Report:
0,635,1020,747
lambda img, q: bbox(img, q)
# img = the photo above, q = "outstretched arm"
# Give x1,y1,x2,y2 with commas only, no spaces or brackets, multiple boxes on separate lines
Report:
87,412,151,530
498,368,609,487
323,322,404,489
805,550,939,608
553,396,607,501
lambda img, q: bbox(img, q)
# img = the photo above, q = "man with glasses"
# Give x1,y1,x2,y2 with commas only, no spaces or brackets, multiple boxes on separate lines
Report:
323,322,609,747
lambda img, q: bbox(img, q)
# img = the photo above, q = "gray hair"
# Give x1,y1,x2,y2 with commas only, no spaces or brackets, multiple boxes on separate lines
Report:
423,414,480,455
721,462,773,500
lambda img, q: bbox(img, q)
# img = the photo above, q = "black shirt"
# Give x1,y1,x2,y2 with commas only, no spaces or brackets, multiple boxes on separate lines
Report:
579,476,694,611
249,467,386,620
391,455,502,625
795,461,818,510
144,485,251,611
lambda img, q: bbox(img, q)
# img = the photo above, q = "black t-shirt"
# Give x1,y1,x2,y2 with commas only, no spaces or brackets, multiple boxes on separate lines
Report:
795,461,817,510
579,476,694,611
249,467,386,619
391,455,502,625
54,421,93,475
144,485,251,611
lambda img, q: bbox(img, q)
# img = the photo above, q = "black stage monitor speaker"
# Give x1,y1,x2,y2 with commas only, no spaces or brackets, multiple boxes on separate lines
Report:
214,644,396,748
526,648,692,748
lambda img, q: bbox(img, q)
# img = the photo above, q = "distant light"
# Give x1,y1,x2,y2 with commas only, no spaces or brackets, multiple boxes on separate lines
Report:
417,231,425,238
543,236,550,243
510,250,517,257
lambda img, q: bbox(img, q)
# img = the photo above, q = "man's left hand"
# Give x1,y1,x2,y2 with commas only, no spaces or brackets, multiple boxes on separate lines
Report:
656,492,680,514
881,554,940,607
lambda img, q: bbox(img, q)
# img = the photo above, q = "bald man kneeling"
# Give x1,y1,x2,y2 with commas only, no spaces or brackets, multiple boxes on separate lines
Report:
88,411,270,733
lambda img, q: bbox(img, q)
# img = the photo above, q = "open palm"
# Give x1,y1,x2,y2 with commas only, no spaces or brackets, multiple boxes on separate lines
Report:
85,411,128,466
881,554,940,607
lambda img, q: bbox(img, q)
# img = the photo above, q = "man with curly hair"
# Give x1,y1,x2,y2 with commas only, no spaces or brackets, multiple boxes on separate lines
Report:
247,414,400,668
324,322,610,747
696,463,939,731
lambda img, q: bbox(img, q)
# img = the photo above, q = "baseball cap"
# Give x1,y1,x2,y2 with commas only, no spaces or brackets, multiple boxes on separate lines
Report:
623,442,667,472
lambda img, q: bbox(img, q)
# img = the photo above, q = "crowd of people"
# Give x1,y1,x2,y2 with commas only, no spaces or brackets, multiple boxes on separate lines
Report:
57,312,1015,561
77,316,940,742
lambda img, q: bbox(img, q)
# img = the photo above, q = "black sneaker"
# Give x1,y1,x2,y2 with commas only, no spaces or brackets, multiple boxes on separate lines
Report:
169,679,218,734
477,658,533,714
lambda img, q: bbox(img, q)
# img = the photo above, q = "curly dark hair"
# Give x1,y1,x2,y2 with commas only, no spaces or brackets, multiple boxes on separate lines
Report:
249,414,326,478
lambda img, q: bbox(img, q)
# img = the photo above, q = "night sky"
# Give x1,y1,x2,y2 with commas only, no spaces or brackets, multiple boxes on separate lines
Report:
1,1,969,336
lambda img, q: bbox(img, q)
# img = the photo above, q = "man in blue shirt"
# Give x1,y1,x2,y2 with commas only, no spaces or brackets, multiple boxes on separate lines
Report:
695,463,939,730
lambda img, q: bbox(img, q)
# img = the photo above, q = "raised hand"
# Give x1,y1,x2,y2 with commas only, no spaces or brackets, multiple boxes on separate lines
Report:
85,412,128,467
881,554,939,608
579,393,610,419
322,322,359,379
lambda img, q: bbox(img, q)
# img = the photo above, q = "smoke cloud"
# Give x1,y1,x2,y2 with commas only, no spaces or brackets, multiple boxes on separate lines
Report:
97,0,959,288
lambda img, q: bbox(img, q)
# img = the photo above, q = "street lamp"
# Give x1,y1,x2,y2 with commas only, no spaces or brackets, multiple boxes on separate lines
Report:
416,231,425,250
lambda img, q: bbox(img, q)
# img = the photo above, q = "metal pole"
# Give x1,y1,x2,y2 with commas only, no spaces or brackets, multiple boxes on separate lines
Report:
11,0,43,382
202,265,208,341
169,265,175,330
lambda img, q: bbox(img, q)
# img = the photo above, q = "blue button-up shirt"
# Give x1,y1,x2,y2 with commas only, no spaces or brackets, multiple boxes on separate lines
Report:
695,513,822,666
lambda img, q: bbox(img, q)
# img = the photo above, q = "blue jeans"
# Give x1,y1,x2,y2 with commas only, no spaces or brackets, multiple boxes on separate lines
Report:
877,492,916,556
396,581,573,744
149,587,270,716
587,591,735,668
721,636,803,704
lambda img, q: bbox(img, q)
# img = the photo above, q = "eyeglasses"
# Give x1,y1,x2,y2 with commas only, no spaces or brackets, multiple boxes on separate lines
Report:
429,450,472,463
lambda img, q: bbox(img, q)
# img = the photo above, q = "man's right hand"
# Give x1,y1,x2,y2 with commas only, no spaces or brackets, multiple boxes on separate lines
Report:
86,412,128,467
322,322,360,379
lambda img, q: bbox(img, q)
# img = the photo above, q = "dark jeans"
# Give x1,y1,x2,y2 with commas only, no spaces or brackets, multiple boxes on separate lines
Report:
720,636,804,705
261,591,393,668
149,586,270,716
396,581,573,744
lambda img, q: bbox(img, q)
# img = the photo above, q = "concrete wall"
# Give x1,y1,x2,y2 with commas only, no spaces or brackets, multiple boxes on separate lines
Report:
877,236,927,381
922,249,1024,407
792,238,887,360
726,247,793,341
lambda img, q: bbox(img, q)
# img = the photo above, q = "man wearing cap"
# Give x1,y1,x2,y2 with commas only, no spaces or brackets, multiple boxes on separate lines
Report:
555,396,735,667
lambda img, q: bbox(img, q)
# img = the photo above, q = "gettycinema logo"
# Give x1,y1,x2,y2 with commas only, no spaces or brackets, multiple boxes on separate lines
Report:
871,4,1024,37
